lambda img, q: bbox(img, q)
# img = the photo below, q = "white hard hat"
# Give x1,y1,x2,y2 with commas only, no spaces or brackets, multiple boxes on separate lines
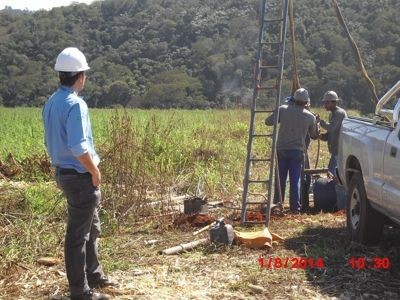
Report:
293,88,310,103
54,47,90,72
322,91,340,102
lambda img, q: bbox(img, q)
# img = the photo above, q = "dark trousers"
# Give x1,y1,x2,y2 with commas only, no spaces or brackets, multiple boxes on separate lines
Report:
301,152,311,210
328,154,338,176
56,171,105,296
274,149,304,212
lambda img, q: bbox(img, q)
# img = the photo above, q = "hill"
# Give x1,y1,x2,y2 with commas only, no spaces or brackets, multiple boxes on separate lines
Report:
0,0,399,110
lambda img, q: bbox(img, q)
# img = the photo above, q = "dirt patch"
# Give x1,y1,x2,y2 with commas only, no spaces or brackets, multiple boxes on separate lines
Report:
172,213,215,228
245,211,265,222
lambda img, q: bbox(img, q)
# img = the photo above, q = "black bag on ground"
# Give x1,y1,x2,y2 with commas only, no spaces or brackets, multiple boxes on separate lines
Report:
313,177,337,212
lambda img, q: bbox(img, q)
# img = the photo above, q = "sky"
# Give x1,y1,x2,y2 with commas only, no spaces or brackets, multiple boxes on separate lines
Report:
0,0,96,11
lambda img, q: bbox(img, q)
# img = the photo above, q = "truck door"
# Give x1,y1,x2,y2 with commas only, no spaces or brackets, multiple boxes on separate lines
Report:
382,121,400,221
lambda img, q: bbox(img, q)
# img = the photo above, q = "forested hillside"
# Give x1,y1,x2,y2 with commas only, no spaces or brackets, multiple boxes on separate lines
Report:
0,0,399,110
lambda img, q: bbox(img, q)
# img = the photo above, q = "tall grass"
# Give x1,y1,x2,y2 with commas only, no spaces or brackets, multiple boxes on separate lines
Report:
0,181,65,271
98,109,250,222
0,108,250,218
0,106,342,221
0,107,44,160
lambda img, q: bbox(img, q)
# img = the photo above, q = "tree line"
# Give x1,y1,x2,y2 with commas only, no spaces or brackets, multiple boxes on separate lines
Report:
0,0,399,111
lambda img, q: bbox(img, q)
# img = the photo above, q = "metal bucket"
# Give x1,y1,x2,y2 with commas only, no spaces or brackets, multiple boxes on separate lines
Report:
184,197,208,215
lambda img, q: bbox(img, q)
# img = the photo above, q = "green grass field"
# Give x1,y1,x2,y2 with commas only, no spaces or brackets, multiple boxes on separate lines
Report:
0,107,332,167
0,106,334,197
0,106,334,215
0,107,251,161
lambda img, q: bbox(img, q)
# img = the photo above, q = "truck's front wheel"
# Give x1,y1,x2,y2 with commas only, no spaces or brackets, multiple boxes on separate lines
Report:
346,173,384,245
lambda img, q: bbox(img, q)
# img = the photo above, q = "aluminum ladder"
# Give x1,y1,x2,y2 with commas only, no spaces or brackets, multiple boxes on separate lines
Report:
241,0,289,226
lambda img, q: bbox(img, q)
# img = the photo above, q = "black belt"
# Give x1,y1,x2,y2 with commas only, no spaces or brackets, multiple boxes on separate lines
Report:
56,167,90,176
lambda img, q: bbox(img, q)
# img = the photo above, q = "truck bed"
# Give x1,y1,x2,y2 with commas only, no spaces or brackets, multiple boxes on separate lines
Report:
338,117,393,203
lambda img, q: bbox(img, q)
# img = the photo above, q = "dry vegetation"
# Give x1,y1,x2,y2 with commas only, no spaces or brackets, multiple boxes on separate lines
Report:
2,189,400,300
1,108,399,299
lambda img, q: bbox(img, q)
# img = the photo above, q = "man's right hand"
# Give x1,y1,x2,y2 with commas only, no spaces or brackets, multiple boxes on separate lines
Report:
77,152,102,188
91,167,101,188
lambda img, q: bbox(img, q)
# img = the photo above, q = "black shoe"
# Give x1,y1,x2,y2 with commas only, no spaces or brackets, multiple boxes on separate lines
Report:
88,277,119,289
70,290,110,300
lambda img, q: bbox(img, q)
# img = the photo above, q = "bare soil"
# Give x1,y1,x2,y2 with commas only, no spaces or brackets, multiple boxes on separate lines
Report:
1,205,400,300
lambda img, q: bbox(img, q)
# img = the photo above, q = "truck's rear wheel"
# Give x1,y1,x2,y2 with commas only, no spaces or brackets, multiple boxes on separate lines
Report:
346,173,384,245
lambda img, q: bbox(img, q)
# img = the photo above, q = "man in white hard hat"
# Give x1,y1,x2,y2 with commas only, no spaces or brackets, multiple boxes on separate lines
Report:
318,90,347,177
266,88,318,213
43,48,116,300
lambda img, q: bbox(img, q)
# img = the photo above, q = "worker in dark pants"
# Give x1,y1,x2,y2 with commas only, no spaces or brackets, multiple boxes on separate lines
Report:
284,95,313,211
317,91,347,178
43,48,117,300
301,134,312,211
266,88,318,214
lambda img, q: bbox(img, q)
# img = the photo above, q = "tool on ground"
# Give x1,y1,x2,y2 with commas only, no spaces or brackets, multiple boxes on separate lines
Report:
193,217,224,236
210,218,234,246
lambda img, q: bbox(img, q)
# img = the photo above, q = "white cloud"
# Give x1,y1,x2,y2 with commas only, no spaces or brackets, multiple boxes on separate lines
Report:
1,0,96,11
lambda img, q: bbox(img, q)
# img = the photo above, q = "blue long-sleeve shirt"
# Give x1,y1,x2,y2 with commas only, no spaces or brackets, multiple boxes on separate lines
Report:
42,86,99,173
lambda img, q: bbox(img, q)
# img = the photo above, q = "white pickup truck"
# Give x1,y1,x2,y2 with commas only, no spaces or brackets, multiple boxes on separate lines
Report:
337,80,400,245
